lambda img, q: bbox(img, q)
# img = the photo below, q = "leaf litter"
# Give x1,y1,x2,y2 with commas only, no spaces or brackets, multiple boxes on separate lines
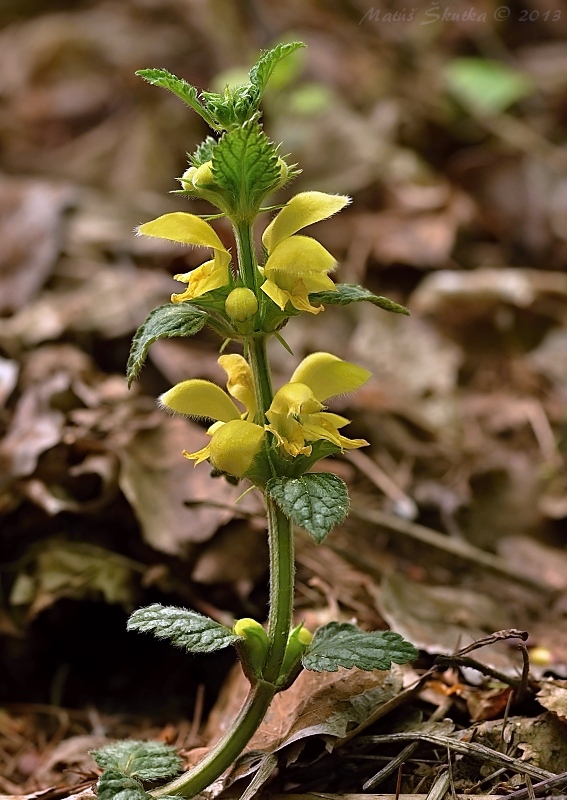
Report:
2,1,567,798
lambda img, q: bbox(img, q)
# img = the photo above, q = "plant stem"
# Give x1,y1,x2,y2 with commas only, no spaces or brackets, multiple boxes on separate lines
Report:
151,221,295,798
234,219,260,293
152,680,275,798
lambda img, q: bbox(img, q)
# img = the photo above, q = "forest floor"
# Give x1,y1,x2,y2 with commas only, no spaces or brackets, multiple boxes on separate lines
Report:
1,1,567,797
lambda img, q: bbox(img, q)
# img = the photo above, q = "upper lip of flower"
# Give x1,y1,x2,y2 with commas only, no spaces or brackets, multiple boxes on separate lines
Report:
259,191,351,315
137,212,231,301
265,352,371,457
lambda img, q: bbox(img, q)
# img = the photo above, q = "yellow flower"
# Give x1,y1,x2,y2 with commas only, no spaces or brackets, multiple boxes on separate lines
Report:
158,355,264,478
266,352,370,457
260,191,350,315
137,213,231,302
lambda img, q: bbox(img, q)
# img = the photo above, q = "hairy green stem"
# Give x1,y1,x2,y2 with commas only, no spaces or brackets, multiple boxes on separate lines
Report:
234,219,260,293
151,221,295,798
152,681,276,797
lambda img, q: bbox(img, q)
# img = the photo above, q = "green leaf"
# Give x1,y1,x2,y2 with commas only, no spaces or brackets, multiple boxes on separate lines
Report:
96,769,151,800
265,474,349,543
136,68,219,129
127,603,239,653
127,304,206,386
444,58,534,116
249,42,306,95
92,741,182,781
212,121,281,216
188,136,217,167
309,284,410,315
302,622,419,672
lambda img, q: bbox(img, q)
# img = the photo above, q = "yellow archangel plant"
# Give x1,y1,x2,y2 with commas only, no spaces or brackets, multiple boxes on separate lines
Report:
94,42,416,800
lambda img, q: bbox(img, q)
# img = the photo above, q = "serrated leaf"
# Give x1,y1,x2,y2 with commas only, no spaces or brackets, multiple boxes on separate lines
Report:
127,603,238,653
212,121,280,215
249,42,306,94
265,474,349,543
96,769,151,800
189,136,217,167
127,304,206,386
309,284,410,315
302,622,419,672
136,68,219,129
92,741,182,781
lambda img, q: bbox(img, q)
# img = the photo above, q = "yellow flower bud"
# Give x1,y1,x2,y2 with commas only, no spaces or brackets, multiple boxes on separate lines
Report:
192,161,215,188
180,166,198,191
209,419,265,478
225,288,259,322
233,618,269,681
296,626,313,646
233,618,267,638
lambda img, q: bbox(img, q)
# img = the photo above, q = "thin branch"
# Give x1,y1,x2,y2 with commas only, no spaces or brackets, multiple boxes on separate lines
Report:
354,733,555,782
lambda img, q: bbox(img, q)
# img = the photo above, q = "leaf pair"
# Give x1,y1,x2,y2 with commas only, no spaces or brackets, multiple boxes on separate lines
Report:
126,604,418,674
137,42,305,131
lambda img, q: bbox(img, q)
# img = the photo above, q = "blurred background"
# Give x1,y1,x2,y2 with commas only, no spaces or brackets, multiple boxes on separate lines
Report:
1,0,567,791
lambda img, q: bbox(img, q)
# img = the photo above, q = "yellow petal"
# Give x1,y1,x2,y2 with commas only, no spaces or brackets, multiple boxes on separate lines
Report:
265,420,312,457
209,419,265,477
263,236,336,277
262,192,351,252
301,420,368,450
290,353,371,401
159,379,240,422
269,383,323,416
171,259,229,302
182,443,211,466
218,354,256,419
192,161,215,188
260,279,292,311
138,213,229,265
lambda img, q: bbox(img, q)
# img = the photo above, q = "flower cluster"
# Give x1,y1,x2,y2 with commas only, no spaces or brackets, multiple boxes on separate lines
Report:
137,190,348,320
159,352,370,480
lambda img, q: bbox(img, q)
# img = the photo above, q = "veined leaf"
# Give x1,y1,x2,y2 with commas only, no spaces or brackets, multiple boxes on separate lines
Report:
127,603,238,653
127,304,206,386
188,136,218,167
92,741,182,781
302,622,419,672
249,42,306,94
212,121,280,215
96,769,151,800
136,68,219,129
266,474,349,543
310,284,410,315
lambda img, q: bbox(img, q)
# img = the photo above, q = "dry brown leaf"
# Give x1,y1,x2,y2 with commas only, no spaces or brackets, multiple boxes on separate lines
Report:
498,536,567,592
378,572,520,675
200,661,402,760
0,178,76,313
537,680,567,722
118,415,262,555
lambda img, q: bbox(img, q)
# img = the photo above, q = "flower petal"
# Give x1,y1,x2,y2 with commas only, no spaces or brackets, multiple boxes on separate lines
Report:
263,235,336,277
171,259,229,302
290,353,371,401
269,382,323,417
138,212,230,266
218,354,256,419
209,419,265,478
159,379,241,422
262,192,350,252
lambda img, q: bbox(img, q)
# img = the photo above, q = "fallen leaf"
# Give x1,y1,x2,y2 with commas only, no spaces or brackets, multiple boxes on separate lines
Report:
0,177,76,313
118,415,262,555
537,680,567,722
377,572,520,675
